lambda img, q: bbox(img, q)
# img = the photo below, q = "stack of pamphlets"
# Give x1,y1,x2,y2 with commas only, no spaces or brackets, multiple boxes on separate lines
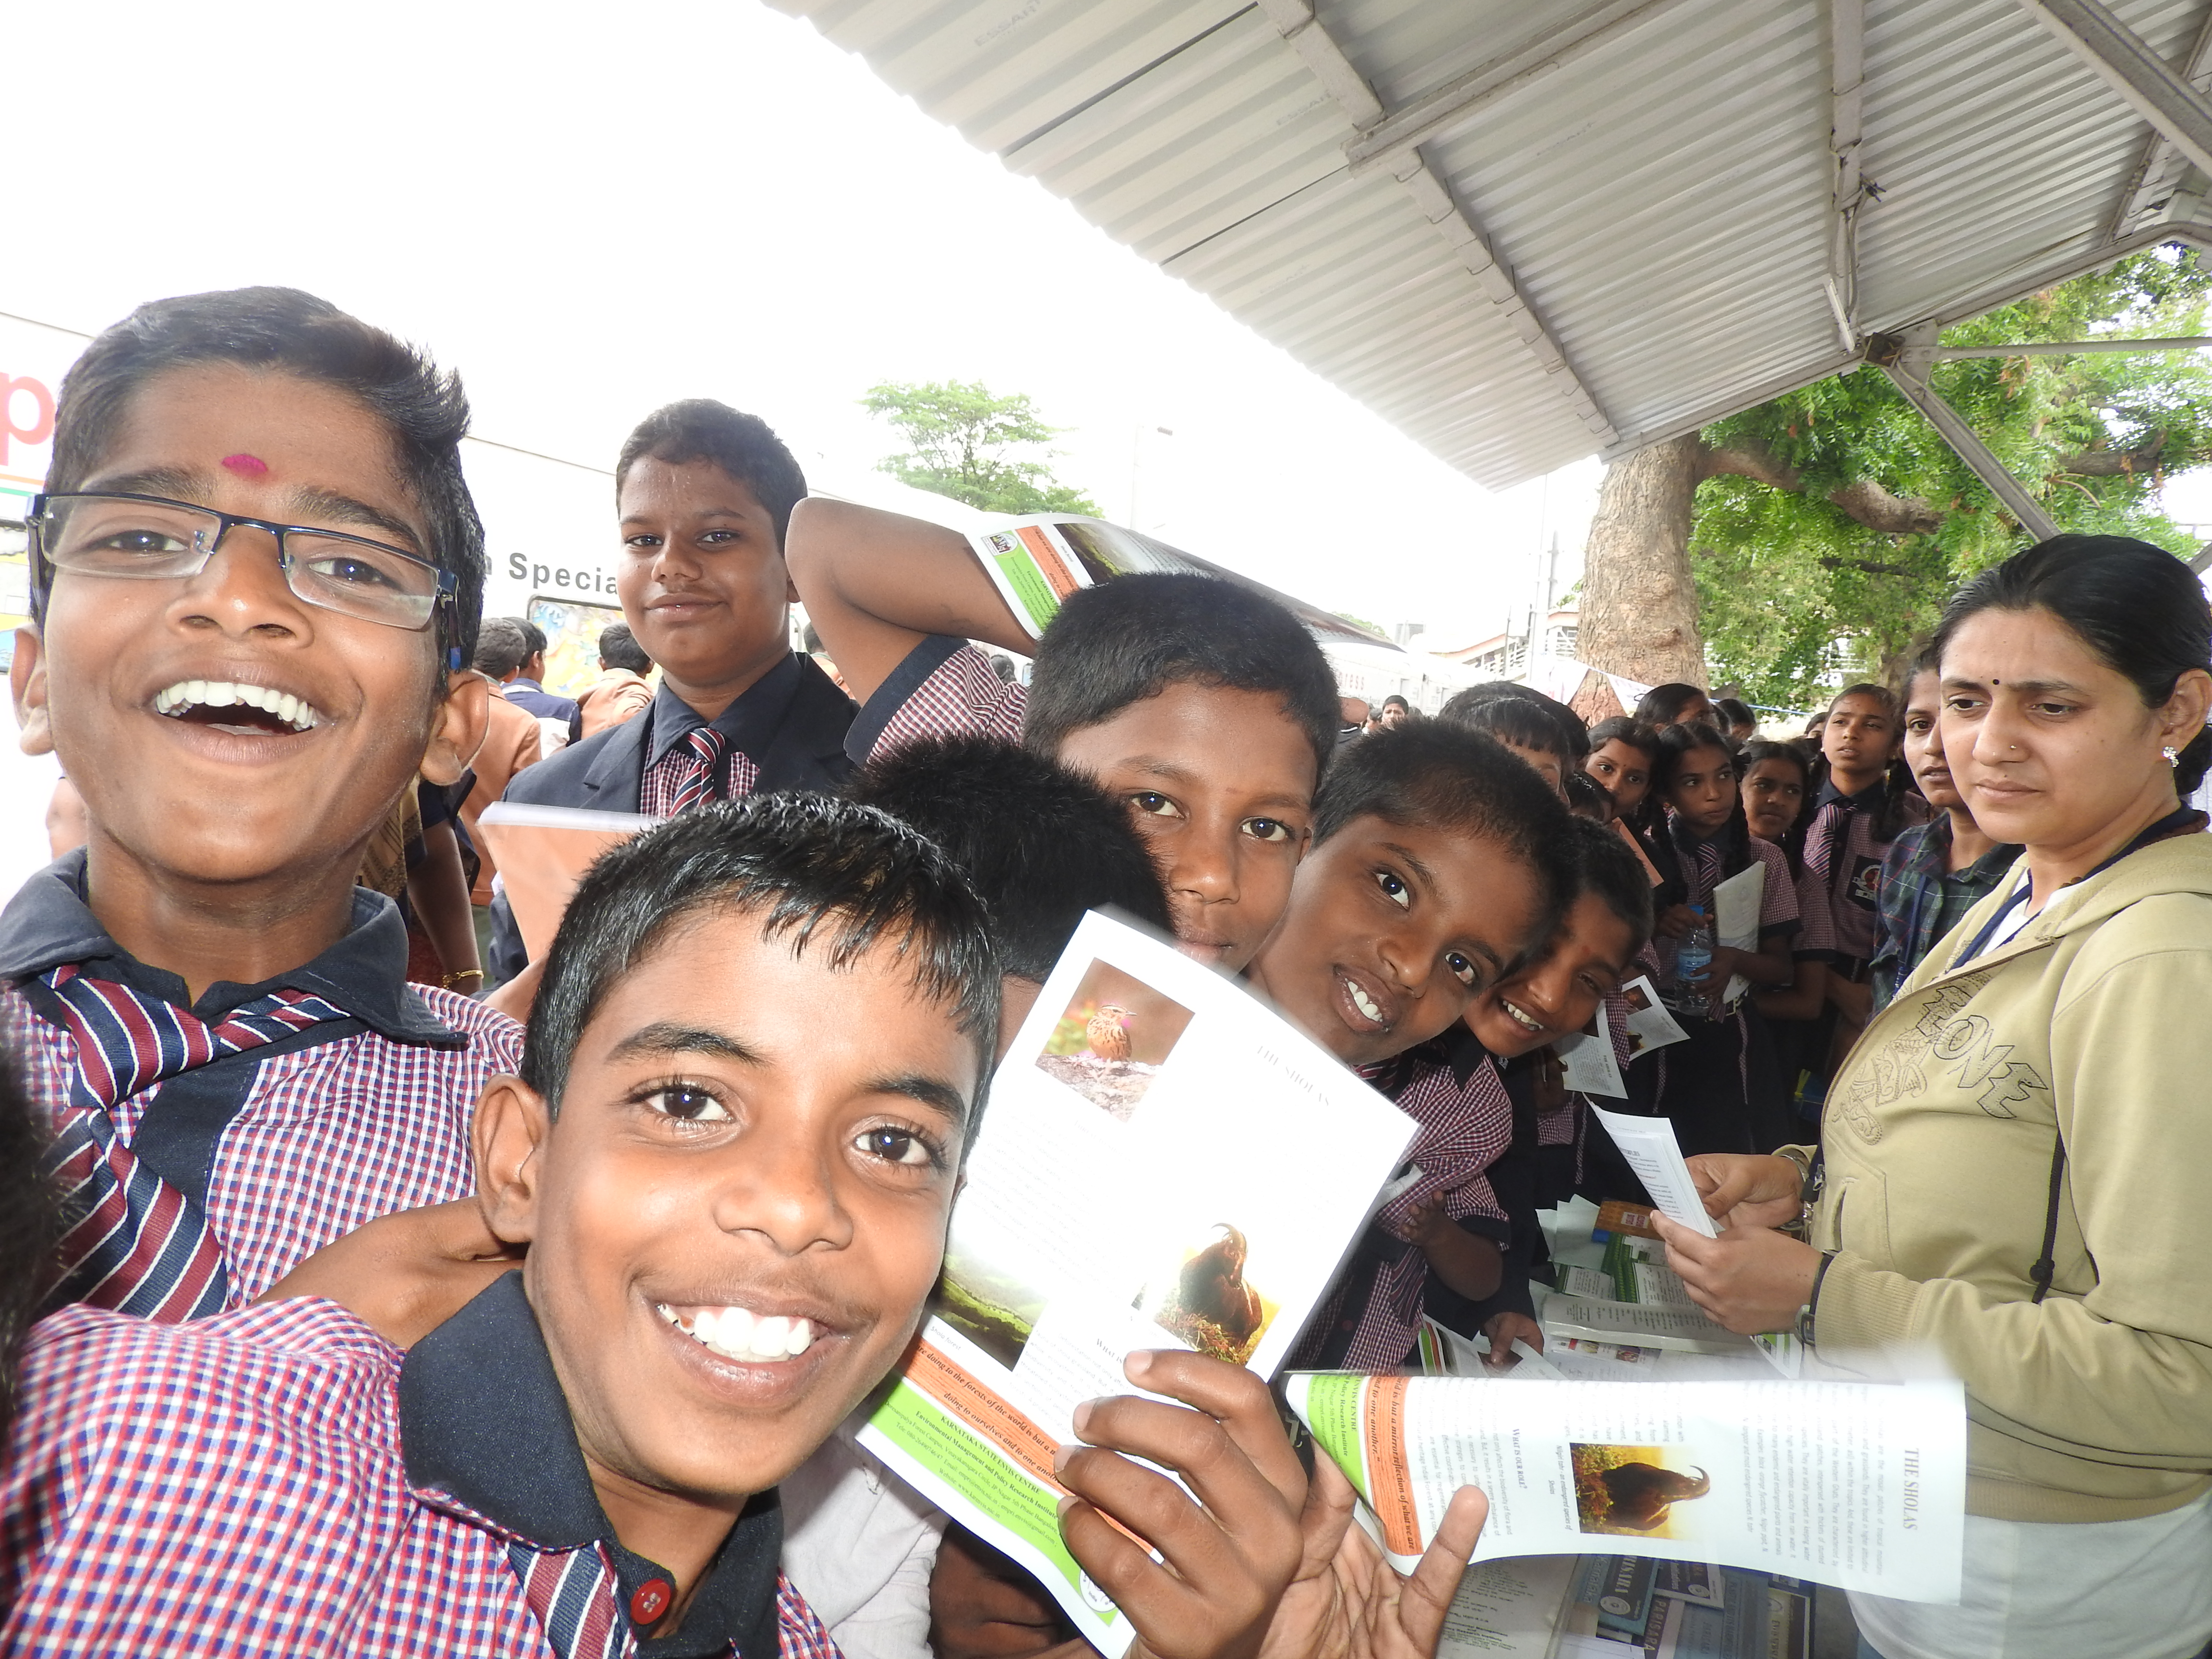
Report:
1435,1552,1819,1659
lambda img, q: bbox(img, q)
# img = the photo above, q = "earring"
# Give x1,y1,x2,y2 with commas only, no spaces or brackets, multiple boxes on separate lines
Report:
2164,745,2180,767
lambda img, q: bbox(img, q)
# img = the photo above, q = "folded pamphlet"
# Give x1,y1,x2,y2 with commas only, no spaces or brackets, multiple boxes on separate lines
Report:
855,912,1419,1657
1286,1372,1965,1602
474,802,660,960
1709,863,1765,1005
1556,998,1626,1098
1617,974,1690,1058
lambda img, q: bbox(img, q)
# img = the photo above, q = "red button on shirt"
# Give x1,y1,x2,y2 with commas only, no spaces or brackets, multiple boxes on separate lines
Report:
631,1578,673,1624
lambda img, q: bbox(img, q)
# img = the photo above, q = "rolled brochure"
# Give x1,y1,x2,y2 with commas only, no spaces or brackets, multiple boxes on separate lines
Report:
1285,1371,1965,1604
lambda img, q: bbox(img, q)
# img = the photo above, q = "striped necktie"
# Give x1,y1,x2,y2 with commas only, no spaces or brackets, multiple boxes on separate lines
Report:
506,1543,630,1659
668,727,727,816
1804,797,1852,885
36,963,354,1321
1691,835,1724,910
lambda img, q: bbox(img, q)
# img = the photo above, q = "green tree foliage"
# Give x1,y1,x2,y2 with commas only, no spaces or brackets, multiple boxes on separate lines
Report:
862,380,1101,516
1691,250,2212,708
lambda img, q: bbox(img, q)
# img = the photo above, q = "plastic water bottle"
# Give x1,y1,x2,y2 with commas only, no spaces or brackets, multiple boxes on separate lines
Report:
1675,906,1714,1017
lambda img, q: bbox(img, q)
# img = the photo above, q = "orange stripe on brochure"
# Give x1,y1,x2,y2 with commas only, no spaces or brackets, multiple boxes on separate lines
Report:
1361,1377,1423,1557
1013,526,1081,601
903,1341,1150,1553
906,1340,1067,1491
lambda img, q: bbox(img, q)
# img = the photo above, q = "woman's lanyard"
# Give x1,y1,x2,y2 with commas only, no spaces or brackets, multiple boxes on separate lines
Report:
1957,805,2206,965
1957,875,2033,965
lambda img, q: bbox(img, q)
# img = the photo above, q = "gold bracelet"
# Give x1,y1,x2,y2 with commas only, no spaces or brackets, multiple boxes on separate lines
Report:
441,968,486,990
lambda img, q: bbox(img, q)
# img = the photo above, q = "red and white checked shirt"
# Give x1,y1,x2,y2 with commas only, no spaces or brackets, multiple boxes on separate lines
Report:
0,1292,843,1659
1,854,522,1310
1293,1032,1516,1370
845,637,1026,766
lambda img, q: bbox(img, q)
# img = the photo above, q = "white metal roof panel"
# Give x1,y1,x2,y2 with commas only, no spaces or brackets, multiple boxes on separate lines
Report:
773,0,2212,488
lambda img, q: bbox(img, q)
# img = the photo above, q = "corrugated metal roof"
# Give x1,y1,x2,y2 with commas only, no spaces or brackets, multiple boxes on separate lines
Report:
771,0,2212,489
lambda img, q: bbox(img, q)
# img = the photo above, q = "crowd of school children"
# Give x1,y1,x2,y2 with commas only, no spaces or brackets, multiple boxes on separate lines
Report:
0,286,2208,1659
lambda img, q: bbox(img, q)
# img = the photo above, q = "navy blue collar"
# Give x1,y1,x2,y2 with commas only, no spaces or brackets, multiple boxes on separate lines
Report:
507,676,545,694
1815,774,1885,810
401,1273,783,1658
644,653,805,771
0,848,461,1046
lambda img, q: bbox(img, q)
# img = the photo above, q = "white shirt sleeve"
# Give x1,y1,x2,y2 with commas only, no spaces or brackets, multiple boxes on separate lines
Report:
780,1424,947,1659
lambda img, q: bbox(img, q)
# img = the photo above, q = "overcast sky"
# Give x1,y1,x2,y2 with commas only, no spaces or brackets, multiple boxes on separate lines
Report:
4,0,1601,649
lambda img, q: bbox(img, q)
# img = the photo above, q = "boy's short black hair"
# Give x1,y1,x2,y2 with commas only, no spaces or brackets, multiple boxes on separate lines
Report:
475,616,530,679
1313,722,1576,926
42,287,485,662
1439,682,1588,762
1022,574,1340,783
520,795,999,1112
848,734,1173,982
518,619,549,660
1381,694,1411,712
1436,685,1579,771
1564,816,1654,953
616,399,809,548
600,622,651,673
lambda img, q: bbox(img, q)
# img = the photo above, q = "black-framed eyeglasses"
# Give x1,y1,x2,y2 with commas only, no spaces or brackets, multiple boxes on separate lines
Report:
29,491,455,633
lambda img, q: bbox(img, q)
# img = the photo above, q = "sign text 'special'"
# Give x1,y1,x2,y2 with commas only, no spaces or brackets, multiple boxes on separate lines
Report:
508,552,619,598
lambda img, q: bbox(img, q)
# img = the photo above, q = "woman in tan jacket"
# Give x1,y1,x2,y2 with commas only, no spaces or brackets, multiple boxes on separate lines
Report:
1655,536,2212,1659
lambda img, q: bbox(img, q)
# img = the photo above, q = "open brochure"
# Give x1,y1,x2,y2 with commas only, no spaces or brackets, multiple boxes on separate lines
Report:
856,912,1419,1657
965,515,1393,651
474,802,659,959
1286,1372,1965,1603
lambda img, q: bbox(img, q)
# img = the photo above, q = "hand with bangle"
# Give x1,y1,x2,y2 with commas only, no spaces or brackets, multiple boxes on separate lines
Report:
1647,1151,1830,1338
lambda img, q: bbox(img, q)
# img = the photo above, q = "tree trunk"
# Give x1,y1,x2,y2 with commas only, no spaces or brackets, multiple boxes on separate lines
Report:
1578,434,1707,687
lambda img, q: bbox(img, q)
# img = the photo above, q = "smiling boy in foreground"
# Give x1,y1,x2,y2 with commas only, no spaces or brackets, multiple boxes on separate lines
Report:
0,798,1383,1657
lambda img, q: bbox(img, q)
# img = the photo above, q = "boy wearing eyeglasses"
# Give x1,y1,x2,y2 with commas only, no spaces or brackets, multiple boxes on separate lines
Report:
0,285,522,1322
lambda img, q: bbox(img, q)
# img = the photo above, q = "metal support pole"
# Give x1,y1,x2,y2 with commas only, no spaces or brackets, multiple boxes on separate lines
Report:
1929,336,2212,357
1870,325,2061,540
1826,0,1868,351
2015,0,2212,178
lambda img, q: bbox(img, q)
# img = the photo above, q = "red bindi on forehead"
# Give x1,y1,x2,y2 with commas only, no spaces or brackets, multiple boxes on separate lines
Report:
221,453,269,477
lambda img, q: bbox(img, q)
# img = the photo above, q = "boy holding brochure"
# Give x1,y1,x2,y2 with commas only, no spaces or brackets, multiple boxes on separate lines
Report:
485,400,859,980
2,799,1354,1656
